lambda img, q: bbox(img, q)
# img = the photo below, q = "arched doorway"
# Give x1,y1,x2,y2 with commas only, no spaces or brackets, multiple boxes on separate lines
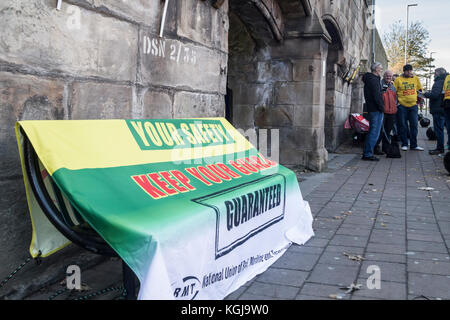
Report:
226,0,284,130
323,17,345,152
226,0,330,171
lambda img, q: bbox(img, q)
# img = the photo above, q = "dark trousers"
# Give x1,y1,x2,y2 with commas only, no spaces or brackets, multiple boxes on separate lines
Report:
398,105,419,148
375,113,396,151
432,113,445,150
396,108,410,140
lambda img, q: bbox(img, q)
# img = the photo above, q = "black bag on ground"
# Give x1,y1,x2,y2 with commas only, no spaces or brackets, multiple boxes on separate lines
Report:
392,131,401,143
426,127,437,140
382,127,401,158
385,140,402,158
444,152,450,174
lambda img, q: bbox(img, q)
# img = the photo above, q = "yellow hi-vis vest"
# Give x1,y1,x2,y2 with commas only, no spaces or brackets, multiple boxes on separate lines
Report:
444,74,450,101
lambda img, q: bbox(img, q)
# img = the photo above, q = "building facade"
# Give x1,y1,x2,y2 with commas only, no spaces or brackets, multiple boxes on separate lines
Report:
0,0,386,298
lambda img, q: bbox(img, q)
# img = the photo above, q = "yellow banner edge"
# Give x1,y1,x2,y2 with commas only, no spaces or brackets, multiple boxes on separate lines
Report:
15,123,72,258
17,118,255,175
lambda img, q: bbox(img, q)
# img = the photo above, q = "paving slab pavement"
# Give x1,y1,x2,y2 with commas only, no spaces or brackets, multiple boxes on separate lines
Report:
20,126,450,300
230,126,450,301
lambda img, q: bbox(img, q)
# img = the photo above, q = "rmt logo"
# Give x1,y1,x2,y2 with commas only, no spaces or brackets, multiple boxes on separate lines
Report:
173,276,201,300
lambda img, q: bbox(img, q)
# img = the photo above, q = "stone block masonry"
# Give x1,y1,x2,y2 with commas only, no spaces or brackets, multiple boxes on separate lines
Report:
0,0,388,298
0,0,228,298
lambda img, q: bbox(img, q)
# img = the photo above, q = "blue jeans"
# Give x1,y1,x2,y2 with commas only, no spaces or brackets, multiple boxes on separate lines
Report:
395,110,409,140
398,104,418,148
364,111,384,157
432,113,445,150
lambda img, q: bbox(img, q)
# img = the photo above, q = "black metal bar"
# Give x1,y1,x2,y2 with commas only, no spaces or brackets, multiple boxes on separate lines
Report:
69,201,87,226
50,179,75,227
22,129,117,257
21,129,143,300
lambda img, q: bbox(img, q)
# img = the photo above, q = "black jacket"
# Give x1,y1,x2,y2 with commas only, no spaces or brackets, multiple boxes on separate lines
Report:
362,72,384,113
424,73,447,114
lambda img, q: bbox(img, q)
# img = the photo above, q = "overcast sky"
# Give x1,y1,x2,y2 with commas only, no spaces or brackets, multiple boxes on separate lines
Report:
375,0,450,72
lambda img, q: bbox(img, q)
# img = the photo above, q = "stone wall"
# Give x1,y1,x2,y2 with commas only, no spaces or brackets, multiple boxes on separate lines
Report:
0,0,228,298
350,28,389,115
374,28,388,71
317,0,373,151
227,3,329,170
228,0,383,161
0,0,387,298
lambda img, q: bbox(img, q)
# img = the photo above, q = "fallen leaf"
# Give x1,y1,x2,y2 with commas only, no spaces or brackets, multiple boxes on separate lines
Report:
333,216,344,220
329,294,344,300
381,223,387,227
344,211,352,215
340,283,362,294
343,252,365,262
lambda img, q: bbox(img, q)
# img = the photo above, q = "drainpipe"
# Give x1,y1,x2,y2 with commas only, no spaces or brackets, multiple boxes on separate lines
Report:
372,0,376,63
159,0,169,38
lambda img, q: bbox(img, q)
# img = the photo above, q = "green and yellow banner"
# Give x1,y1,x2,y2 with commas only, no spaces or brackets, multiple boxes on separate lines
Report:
16,118,314,300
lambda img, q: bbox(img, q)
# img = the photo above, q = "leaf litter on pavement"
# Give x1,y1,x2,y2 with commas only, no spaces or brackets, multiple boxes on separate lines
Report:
342,252,365,262
340,283,362,294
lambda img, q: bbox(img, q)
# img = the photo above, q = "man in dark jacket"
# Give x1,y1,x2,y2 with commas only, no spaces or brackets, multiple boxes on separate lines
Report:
362,62,385,161
424,68,448,155
374,70,397,155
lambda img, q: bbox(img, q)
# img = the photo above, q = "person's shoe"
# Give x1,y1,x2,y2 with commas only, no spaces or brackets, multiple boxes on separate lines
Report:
411,146,424,151
401,146,408,151
362,156,380,161
429,149,445,155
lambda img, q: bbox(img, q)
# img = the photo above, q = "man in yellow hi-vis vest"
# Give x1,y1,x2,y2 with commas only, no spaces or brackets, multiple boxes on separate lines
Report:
443,73,450,150
393,64,424,151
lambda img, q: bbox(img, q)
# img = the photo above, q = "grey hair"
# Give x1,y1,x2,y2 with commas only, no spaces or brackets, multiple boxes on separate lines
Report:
435,67,447,76
371,62,382,72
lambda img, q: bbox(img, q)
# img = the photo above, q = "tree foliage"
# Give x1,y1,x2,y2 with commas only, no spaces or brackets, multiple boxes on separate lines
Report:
383,20,434,77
